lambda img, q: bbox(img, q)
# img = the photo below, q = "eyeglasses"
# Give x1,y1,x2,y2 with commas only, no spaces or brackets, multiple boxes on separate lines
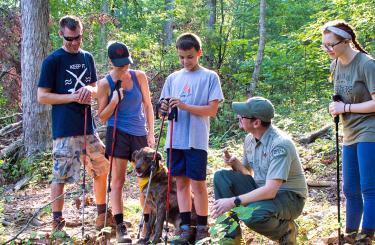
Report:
238,115,255,120
63,34,82,42
321,40,344,52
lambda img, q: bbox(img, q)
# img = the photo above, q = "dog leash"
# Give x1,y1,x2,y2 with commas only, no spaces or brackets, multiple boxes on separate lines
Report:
137,108,167,239
104,80,122,229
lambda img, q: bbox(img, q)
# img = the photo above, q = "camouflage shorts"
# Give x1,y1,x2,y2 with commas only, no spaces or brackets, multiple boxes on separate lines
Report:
52,134,109,184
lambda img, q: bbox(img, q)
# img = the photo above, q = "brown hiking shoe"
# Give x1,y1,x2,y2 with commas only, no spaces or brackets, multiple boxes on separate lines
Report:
279,221,297,245
171,225,196,244
52,217,66,231
195,225,209,242
96,209,116,230
354,233,374,245
116,222,132,243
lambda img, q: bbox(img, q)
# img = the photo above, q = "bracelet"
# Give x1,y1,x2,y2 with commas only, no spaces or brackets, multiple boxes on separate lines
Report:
349,104,352,113
344,104,347,113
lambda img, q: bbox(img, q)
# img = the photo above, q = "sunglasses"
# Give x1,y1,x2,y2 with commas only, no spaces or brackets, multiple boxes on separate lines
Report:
63,34,82,42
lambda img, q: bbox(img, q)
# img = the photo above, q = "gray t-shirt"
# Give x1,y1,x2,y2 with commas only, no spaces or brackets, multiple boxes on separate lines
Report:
332,52,375,145
160,67,224,151
242,126,308,198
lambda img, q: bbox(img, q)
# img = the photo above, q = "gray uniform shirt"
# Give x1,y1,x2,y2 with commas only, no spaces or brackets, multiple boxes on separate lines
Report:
242,126,308,198
160,67,224,151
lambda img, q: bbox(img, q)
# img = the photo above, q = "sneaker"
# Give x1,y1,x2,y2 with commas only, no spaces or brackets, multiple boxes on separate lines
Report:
52,217,66,231
96,209,116,230
171,225,195,244
116,222,132,243
279,221,297,245
195,225,209,242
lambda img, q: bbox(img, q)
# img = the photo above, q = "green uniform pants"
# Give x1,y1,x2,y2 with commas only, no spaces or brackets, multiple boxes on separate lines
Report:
213,169,305,241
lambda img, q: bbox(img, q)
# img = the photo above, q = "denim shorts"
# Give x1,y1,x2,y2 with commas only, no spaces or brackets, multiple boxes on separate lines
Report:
52,134,109,184
166,148,207,181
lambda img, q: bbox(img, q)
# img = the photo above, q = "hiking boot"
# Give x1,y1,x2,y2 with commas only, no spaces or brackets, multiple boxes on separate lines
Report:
195,225,209,243
52,217,66,231
354,233,374,245
279,221,297,245
171,225,195,244
343,232,357,244
96,209,116,230
116,222,132,243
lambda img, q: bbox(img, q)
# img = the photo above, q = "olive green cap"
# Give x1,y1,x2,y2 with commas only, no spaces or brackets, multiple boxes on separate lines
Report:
232,96,275,122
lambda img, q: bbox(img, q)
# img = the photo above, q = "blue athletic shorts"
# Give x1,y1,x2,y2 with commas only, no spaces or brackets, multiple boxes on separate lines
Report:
166,148,207,181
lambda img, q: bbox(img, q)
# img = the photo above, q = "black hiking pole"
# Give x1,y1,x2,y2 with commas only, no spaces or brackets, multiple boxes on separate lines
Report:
164,102,178,245
333,94,342,245
81,105,88,238
137,101,167,239
104,80,122,229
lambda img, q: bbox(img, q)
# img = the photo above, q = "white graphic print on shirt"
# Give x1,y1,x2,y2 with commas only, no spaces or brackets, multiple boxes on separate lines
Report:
65,67,87,93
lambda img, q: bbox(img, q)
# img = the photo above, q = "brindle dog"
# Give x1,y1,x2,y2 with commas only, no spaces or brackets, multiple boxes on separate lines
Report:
132,147,196,244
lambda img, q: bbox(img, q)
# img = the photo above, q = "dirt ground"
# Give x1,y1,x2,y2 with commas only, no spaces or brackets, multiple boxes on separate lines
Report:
0,146,348,244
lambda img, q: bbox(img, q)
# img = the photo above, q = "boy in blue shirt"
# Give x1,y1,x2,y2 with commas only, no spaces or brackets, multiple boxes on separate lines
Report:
160,33,224,243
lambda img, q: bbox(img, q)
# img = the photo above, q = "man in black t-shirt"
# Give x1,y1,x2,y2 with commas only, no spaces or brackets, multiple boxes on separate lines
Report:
37,15,114,233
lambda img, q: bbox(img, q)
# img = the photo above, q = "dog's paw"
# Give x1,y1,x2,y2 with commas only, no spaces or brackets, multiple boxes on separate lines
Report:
149,237,162,244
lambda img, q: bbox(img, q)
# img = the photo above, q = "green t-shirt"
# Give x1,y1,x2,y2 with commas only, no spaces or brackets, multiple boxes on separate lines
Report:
332,52,375,145
242,126,308,198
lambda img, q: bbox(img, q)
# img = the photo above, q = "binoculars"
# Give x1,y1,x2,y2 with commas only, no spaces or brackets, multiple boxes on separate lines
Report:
156,98,178,121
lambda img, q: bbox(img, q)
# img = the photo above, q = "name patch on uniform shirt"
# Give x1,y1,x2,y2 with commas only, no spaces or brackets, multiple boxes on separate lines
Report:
271,146,287,159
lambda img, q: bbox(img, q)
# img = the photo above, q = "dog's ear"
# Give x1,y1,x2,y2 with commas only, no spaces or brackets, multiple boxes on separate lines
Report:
132,150,139,162
156,152,162,161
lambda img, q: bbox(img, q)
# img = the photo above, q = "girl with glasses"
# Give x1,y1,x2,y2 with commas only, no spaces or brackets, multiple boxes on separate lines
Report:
324,20,375,244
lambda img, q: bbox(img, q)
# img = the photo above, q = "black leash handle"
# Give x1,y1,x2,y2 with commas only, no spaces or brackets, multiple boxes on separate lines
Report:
333,94,341,124
158,98,178,121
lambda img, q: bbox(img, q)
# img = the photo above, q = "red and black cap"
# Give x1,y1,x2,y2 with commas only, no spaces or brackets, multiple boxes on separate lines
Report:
108,41,133,67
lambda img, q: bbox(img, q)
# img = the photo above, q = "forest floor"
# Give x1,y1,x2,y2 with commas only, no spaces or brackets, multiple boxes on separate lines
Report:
0,136,348,244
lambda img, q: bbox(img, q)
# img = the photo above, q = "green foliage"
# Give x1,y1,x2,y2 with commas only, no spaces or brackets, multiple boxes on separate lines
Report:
0,152,52,184
196,206,255,244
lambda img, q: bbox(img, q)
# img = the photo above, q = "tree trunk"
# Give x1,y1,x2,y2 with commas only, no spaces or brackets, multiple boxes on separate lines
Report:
205,0,216,67
207,0,216,28
21,0,51,157
217,0,225,68
247,0,266,98
100,0,109,64
163,0,174,48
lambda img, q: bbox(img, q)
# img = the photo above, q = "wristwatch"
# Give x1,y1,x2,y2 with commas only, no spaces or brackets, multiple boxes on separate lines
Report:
234,196,241,207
